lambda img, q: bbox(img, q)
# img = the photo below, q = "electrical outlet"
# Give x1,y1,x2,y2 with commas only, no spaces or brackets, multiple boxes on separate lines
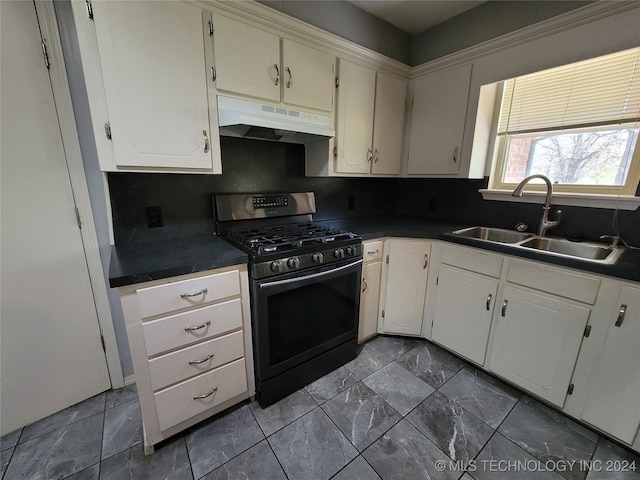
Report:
146,206,163,228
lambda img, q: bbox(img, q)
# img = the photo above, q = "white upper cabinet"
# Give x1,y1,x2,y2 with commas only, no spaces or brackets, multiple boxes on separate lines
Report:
92,1,216,170
333,59,406,176
371,72,407,175
335,59,376,174
282,39,335,112
407,64,472,175
211,14,280,103
212,14,335,112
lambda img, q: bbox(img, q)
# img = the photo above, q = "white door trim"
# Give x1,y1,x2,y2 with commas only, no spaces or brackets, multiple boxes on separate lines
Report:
34,1,124,388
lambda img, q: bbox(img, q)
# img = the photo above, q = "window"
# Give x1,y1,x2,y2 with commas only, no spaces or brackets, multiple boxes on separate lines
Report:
490,47,640,197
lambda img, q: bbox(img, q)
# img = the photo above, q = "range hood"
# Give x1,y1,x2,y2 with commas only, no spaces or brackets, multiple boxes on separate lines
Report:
217,95,334,144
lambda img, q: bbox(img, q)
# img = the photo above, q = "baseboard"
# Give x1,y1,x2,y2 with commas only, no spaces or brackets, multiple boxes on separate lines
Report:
123,374,136,386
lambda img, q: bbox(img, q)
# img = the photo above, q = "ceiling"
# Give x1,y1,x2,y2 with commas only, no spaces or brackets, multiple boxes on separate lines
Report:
346,0,487,35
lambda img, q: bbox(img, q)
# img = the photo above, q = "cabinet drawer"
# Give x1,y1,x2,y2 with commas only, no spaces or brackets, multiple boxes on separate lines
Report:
363,241,383,262
155,358,247,431
143,298,243,356
136,270,240,319
441,244,503,278
507,260,600,304
148,331,244,391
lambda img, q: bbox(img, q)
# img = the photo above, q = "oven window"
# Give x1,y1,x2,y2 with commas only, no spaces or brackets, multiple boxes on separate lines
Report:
267,272,357,367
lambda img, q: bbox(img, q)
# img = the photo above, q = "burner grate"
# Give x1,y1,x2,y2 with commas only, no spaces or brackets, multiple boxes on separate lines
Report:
225,224,356,255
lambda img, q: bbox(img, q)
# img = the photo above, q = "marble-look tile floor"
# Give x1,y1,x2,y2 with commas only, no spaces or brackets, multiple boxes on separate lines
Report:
1,336,639,480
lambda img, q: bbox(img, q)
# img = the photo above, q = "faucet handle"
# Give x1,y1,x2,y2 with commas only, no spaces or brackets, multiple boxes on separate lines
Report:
599,234,620,248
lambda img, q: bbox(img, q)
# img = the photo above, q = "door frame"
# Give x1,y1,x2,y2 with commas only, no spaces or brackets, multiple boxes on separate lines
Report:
34,1,124,388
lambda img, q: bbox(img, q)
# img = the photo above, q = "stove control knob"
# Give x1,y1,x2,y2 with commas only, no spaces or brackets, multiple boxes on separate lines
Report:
346,246,356,256
287,257,300,269
312,253,324,264
334,248,345,259
270,261,284,273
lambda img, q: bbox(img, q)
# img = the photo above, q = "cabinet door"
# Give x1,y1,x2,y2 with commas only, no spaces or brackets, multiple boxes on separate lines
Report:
282,39,334,112
93,1,213,169
582,285,640,443
407,64,471,175
335,59,375,174
488,285,590,407
212,14,280,102
432,265,498,365
359,260,381,343
382,240,430,336
371,72,406,175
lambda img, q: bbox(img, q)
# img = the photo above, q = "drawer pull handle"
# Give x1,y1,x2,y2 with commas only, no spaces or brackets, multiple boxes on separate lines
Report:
367,250,379,255
362,278,368,292
615,304,627,327
193,386,218,400
181,288,208,299
184,320,211,332
423,254,428,269
189,353,215,365
486,294,492,311
501,299,508,317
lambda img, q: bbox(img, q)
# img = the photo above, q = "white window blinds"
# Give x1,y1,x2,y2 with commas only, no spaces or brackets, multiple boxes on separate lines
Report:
498,47,640,135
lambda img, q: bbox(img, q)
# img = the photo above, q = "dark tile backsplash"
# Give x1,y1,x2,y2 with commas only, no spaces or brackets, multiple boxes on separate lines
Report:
109,138,394,244
108,137,640,247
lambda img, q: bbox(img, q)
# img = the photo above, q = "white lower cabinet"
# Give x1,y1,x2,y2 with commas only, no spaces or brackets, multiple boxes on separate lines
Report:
118,265,254,454
380,239,430,336
358,240,383,343
432,265,498,365
581,284,640,444
409,241,640,450
488,284,590,407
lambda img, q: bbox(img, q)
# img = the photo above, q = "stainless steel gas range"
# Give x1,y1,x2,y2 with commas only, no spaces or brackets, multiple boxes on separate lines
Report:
214,192,363,407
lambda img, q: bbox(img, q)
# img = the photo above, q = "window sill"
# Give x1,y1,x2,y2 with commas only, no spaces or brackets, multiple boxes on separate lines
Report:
479,189,640,210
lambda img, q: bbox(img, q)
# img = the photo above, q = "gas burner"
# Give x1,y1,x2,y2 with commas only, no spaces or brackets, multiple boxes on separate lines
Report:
214,192,362,280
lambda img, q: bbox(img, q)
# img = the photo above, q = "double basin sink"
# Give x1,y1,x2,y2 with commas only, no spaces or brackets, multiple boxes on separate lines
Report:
452,226,625,264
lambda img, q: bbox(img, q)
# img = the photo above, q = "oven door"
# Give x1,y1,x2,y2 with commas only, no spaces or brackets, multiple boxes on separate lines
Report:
252,258,362,382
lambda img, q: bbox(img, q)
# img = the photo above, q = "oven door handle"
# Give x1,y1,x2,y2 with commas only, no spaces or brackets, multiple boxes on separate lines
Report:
259,259,363,289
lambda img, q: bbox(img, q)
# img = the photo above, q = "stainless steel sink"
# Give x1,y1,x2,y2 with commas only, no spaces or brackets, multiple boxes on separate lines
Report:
519,237,624,263
453,226,533,244
450,226,625,264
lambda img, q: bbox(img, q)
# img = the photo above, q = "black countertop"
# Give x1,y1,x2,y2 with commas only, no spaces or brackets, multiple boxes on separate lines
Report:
109,234,248,288
109,216,640,287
